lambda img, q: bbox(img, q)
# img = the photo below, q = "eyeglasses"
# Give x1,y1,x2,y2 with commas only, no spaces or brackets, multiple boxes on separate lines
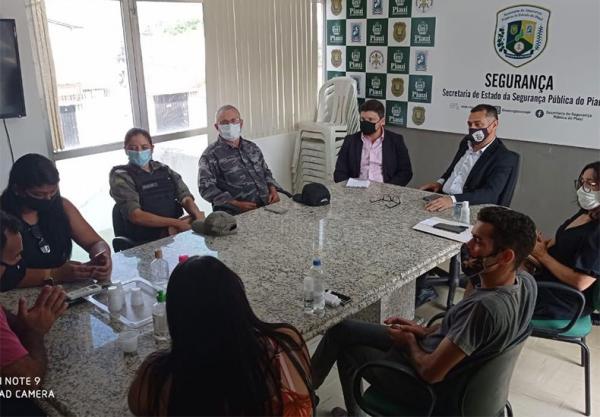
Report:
370,194,401,208
575,178,599,193
29,225,51,254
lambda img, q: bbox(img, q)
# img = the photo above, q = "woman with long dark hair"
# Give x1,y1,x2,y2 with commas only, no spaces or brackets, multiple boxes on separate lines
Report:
128,256,314,416
532,161,600,319
0,154,111,289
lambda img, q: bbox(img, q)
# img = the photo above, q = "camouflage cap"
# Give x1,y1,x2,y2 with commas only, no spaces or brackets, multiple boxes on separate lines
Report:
191,211,237,236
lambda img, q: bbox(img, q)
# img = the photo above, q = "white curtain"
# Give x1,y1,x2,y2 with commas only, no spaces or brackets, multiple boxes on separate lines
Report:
204,0,318,141
26,0,64,151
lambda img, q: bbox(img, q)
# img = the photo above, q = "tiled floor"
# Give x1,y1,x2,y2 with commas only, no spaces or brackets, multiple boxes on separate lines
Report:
308,286,599,417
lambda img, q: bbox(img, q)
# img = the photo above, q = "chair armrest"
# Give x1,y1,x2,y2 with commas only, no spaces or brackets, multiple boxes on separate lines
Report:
427,312,446,327
353,360,436,417
533,281,586,336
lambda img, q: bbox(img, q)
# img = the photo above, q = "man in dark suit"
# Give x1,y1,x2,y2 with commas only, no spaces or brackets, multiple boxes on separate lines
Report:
334,100,412,186
420,104,518,211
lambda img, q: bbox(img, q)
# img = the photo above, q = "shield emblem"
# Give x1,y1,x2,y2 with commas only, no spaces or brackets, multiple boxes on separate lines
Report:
369,50,384,70
371,77,381,89
352,0,361,7
391,78,404,97
331,49,343,68
331,0,343,15
412,107,426,125
494,5,550,68
393,22,407,43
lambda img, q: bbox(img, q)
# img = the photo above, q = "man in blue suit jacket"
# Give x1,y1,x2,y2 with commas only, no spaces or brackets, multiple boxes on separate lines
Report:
420,104,518,211
334,100,413,186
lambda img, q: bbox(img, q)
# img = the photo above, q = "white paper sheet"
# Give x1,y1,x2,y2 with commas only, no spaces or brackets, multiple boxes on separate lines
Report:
413,217,473,243
346,178,370,188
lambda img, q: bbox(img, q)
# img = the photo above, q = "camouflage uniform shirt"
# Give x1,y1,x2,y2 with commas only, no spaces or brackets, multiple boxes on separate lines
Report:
109,160,193,219
198,137,280,206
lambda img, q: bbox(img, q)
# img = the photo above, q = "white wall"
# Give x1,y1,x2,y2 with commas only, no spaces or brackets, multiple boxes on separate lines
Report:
0,0,52,190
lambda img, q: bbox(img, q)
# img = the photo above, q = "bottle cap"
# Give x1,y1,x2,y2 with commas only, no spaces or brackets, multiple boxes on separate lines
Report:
154,249,162,259
178,255,189,263
156,290,166,302
312,258,321,267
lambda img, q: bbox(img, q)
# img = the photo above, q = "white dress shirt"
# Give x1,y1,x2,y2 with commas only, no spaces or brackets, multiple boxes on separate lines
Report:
438,139,495,202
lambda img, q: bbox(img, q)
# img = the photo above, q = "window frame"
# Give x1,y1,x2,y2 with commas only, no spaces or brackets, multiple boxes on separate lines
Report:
52,0,207,161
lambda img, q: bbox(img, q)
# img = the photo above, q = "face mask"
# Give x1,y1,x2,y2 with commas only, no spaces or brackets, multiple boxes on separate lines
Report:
21,193,59,212
0,258,26,292
577,187,600,210
460,243,499,278
127,149,152,167
468,121,495,143
219,123,242,141
360,120,378,135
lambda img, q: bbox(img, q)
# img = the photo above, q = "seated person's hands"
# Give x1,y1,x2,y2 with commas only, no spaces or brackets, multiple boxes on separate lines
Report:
419,182,443,193
17,286,68,336
531,231,548,260
229,200,258,212
86,242,112,281
385,316,429,338
267,185,280,204
387,325,417,347
425,195,454,212
53,261,97,283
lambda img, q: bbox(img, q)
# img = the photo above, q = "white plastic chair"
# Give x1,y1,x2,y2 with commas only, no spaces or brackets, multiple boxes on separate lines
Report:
292,77,360,192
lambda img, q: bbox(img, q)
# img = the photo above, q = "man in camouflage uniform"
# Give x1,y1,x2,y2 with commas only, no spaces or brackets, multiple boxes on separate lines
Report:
198,105,281,214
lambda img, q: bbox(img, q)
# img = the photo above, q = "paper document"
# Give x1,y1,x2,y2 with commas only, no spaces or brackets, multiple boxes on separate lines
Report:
346,178,370,188
413,217,473,243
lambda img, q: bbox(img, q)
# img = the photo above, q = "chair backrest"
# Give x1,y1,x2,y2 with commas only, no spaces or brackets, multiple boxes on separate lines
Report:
497,151,520,207
435,337,527,416
112,204,130,238
592,280,600,312
315,77,360,132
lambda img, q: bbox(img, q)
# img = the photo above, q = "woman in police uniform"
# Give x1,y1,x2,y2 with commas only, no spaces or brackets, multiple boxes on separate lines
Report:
109,128,204,244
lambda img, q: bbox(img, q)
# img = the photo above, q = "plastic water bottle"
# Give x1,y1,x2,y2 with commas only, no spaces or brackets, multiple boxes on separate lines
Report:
150,250,170,289
152,290,169,342
313,259,325,316
303,266,314,314
304,258,325,316
460,201,471,224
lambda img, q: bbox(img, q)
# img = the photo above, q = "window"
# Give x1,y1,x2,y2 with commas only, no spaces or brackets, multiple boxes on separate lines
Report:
46,0,206,154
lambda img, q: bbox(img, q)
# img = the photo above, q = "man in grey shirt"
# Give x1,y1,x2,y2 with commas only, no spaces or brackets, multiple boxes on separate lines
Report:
311,207,538,416
198,105,282,214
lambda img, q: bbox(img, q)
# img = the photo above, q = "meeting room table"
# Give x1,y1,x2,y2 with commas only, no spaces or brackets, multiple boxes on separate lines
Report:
0,181,477,416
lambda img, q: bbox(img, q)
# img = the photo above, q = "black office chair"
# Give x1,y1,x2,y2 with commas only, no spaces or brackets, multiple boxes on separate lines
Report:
422,151,521,309
353,316,528,416
111,205,137,253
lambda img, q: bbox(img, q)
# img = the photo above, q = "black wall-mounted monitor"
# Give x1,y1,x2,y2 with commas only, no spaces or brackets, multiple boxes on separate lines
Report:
0,19,26,118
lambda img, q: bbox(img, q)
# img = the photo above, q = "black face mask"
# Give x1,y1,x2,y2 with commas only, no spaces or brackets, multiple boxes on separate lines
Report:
0,258,26,292
360,120,378,135
21,192,59,212
460,243,499,279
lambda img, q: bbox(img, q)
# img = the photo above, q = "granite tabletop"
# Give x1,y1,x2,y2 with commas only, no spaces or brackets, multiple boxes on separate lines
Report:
0,181,476,416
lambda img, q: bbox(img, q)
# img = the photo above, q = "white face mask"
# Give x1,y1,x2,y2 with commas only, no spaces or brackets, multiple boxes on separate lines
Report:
218,123,241,141
577,186,600,210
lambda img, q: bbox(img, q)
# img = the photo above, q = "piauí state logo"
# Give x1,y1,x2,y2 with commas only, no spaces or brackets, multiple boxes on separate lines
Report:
494,5,550,67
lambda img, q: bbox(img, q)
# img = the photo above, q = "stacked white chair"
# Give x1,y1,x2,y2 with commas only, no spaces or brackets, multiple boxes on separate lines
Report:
292,77,360,193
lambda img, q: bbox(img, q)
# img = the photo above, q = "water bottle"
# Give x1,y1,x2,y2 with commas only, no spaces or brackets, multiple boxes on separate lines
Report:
313,259,325,316
304,258,325,316
150,250,170,289
460,201,470,224
303,266,314,314
152,290,169,342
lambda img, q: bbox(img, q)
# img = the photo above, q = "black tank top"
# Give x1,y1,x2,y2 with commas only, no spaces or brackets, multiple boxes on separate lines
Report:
20,221,71,269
